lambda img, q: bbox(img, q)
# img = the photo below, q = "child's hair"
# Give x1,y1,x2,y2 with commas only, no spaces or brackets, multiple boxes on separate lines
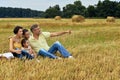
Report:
21,39,27,47
23,29,28,35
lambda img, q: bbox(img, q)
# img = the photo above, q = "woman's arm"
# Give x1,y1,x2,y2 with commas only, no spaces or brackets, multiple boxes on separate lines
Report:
9,38,21,54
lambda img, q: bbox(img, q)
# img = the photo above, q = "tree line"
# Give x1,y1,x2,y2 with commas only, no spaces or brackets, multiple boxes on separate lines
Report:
45,0,120,18
0,0,120,18
0,7,44,18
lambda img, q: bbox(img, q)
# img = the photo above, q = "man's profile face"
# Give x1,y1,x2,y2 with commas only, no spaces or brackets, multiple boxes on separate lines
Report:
33,27,41,35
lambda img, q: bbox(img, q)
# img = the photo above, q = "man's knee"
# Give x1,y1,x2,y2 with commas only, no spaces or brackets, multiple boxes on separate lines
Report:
39,48,46,53
54,41,61,46
38,49,46,55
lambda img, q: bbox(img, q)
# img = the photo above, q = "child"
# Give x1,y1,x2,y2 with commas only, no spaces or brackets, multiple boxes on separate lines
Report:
21,39,37,58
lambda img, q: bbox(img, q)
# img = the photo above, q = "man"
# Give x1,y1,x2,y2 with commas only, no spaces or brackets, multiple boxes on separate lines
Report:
29,24,73,59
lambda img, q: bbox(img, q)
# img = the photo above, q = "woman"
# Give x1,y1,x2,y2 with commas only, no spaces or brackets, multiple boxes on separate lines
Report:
9,26,34,59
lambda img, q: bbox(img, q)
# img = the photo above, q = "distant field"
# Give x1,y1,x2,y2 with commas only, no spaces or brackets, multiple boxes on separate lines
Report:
0,18,120,80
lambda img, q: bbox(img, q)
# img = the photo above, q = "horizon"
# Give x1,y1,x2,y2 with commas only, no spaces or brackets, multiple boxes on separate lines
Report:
0,0,119,11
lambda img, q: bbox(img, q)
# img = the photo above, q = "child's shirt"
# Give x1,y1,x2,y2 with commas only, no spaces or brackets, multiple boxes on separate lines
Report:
21,46,34,56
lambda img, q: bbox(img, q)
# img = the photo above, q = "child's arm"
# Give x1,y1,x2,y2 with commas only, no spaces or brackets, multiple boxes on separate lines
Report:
29,47,37,58
32,49,37,58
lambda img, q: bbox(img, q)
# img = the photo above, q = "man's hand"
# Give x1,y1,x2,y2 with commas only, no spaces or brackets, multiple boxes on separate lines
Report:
66,30,71,34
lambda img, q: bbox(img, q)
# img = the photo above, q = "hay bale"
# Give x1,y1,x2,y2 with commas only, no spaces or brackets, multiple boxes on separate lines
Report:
55,16,61,20
106,16,115,22
72,15,85,22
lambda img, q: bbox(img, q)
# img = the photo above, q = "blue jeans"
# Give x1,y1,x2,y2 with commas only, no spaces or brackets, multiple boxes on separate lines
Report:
38,41,71,59
13,50,34,59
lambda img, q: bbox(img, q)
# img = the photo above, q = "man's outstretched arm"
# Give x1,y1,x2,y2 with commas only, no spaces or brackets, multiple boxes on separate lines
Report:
50,30,71,37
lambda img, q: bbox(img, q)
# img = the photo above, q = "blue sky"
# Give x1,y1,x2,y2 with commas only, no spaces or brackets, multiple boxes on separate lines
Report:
0,0,119,11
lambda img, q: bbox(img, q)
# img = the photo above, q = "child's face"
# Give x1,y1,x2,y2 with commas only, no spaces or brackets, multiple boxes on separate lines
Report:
23,40,29,48
25,31,30,39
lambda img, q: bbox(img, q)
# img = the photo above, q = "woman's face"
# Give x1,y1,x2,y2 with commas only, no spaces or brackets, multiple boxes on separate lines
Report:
24,31,30,39
17,29,23,37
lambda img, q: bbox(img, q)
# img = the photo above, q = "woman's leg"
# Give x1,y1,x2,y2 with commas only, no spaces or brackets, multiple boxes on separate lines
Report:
48,41,71,58
12,52,23,59
38,48,57,59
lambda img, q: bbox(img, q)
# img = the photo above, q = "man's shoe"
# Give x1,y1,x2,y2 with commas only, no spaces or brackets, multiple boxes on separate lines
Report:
68,56,75,59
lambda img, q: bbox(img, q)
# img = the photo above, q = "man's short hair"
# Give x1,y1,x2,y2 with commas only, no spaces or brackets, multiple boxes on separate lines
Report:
30,24,39,32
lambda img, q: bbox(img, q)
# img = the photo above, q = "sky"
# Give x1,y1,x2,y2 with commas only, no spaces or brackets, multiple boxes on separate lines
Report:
0,0,120,11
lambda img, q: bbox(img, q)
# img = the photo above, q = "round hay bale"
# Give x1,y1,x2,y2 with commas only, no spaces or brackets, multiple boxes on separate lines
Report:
55,16,61,20
72,15,85,22
106,16,115,22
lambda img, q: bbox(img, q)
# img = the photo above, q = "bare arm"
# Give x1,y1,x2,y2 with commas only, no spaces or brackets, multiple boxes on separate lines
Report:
50,30,71,37
9,38,21,54
30,47,37,58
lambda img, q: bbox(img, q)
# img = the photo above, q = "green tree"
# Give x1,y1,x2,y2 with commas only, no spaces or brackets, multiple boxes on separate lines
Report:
62,0,86,18
74,0,86,16
45,5,61,18
115,4,120,17
0,7,44,18
87,5,96,17
96,0,119,18
63,4,77,18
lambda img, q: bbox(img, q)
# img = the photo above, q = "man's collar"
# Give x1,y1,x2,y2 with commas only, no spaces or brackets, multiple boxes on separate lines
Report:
30,34,41,40
30,34,35,40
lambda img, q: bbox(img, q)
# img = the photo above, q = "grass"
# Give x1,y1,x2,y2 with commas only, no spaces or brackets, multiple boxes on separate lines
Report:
0,18,120,80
